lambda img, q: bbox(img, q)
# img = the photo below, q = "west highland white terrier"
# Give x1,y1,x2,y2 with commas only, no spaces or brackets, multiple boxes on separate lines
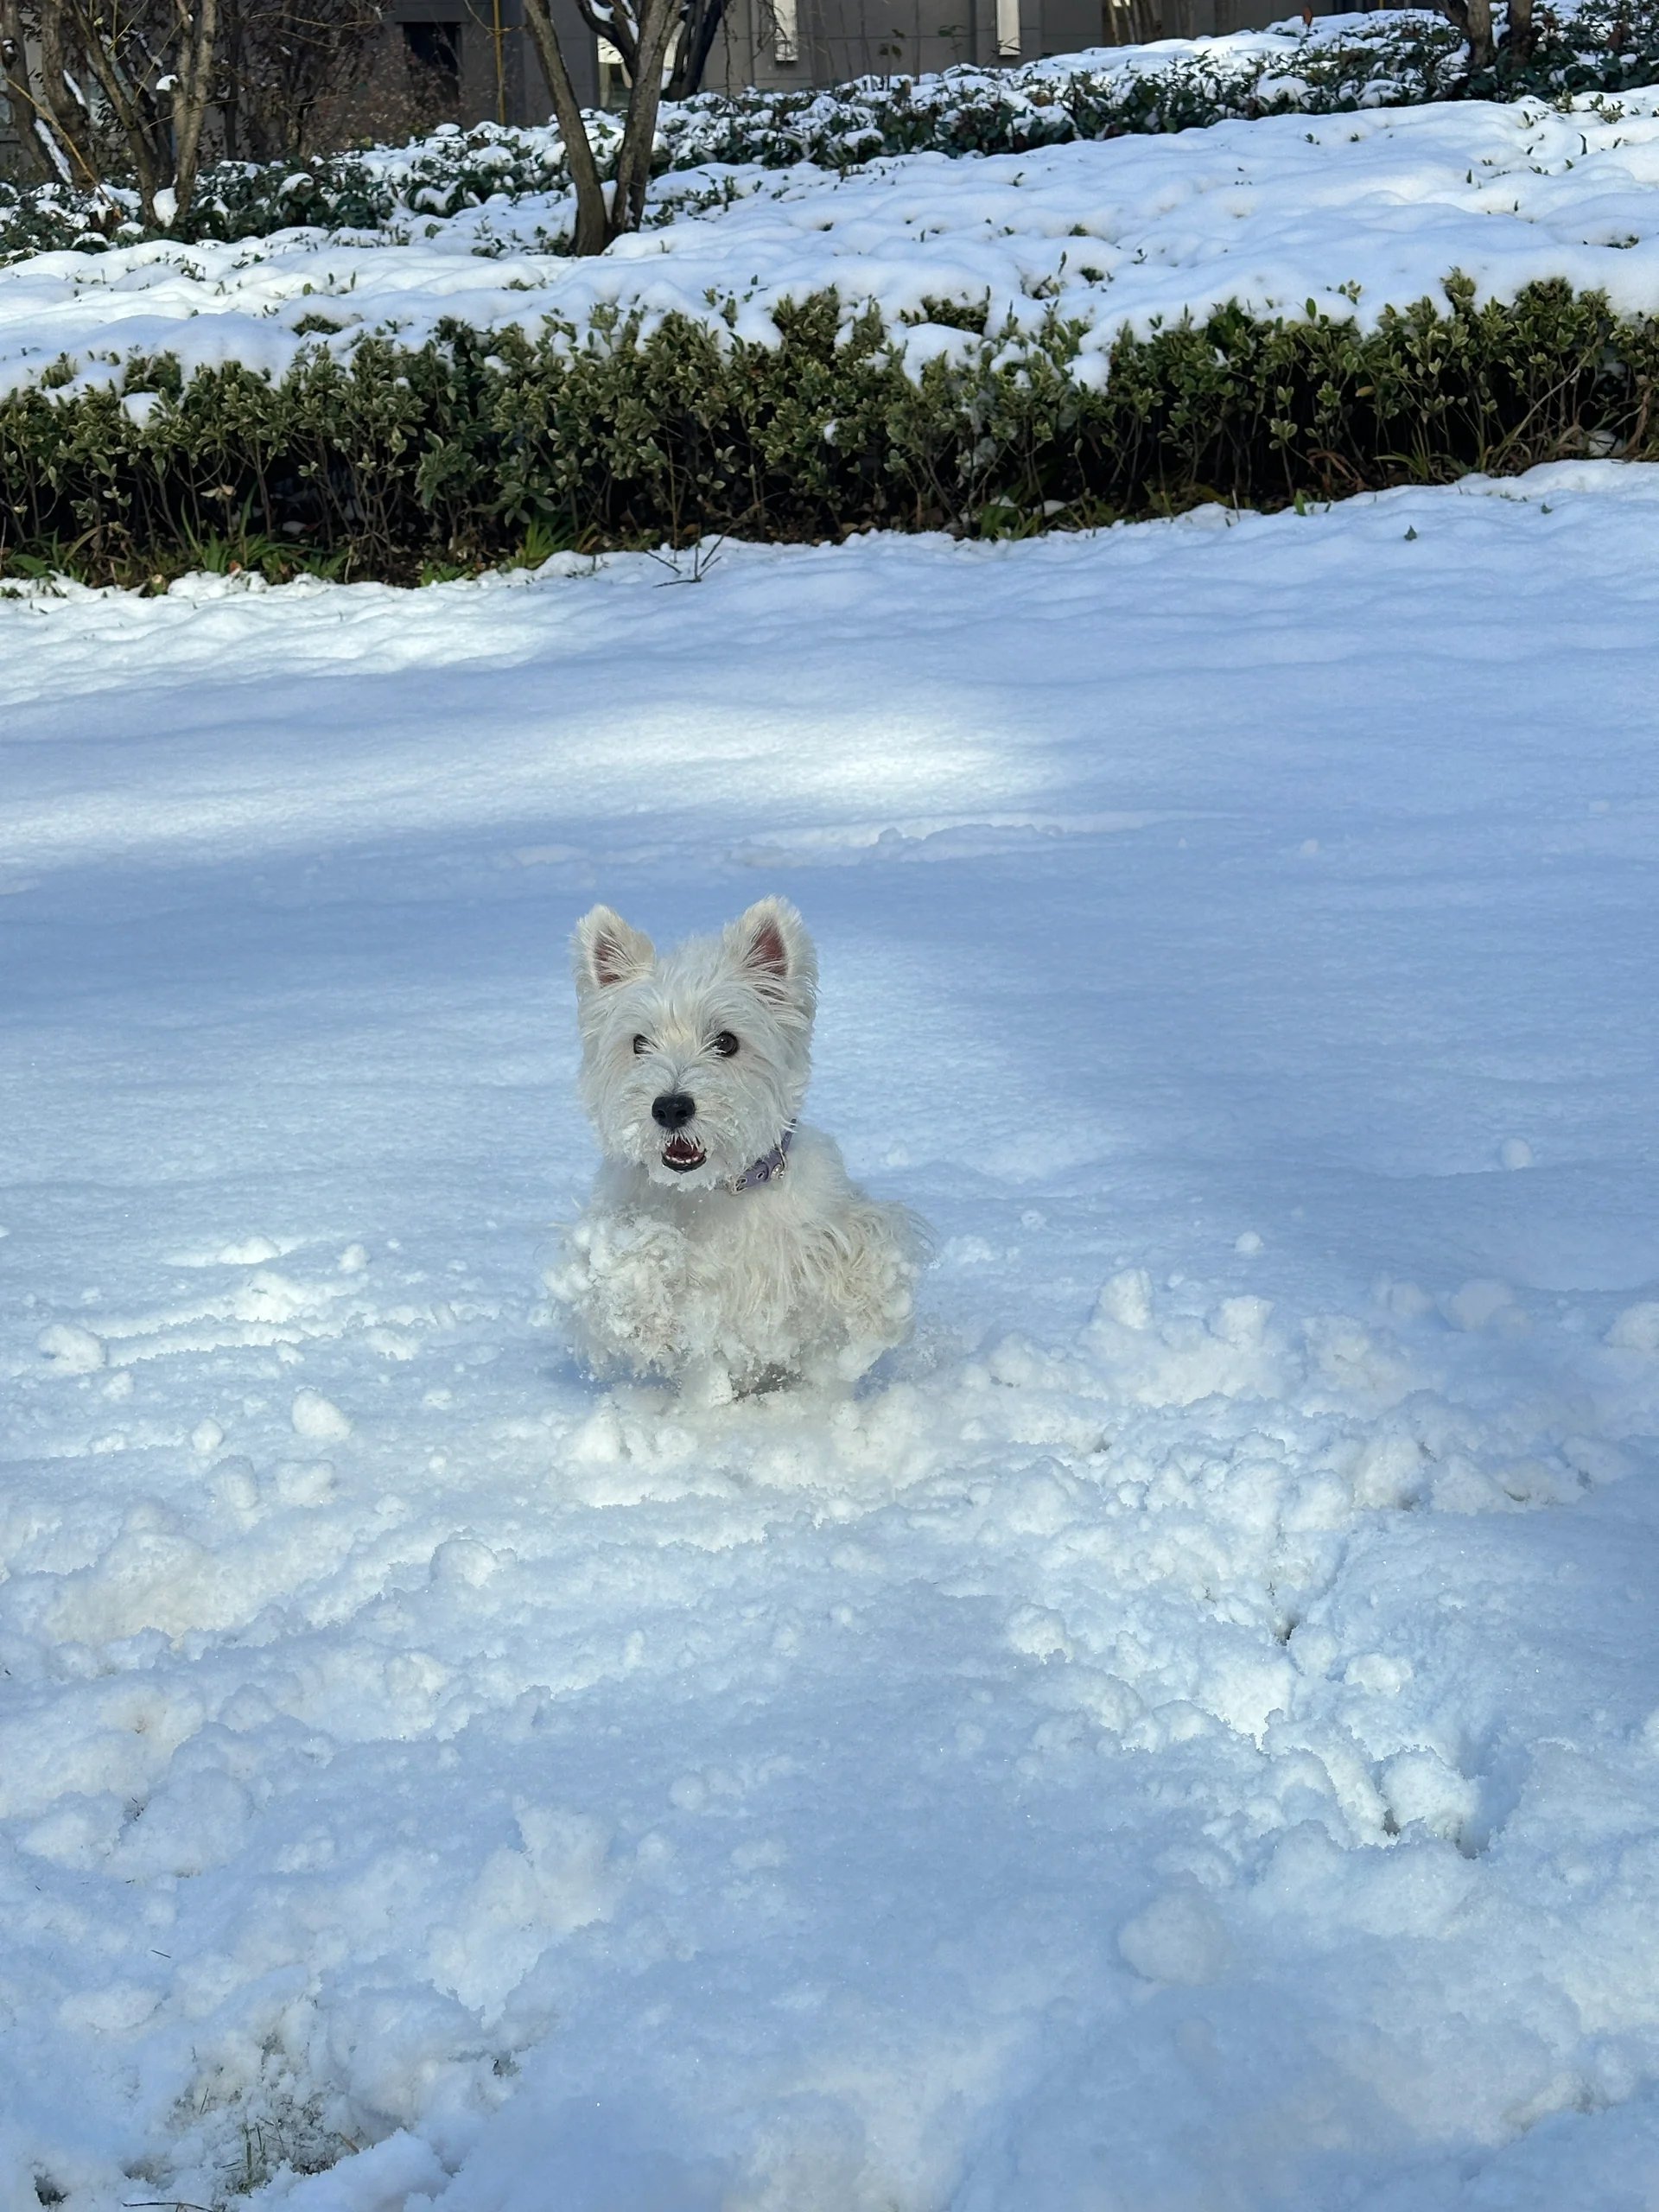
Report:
550,897,923,1398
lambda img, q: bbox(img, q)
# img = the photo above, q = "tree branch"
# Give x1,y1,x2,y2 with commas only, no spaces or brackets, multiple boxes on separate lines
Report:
574,0,639,77
665,0,728,101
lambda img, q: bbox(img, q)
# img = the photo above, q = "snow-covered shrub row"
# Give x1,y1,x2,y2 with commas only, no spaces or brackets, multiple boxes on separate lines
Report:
1,0,1655,263
0,279,1645,584
14,92,1659,404
0,19,1440,260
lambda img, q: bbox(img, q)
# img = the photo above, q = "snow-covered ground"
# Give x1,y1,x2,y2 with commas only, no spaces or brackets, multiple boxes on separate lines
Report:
10,87,1659,400
7,460,1659,2209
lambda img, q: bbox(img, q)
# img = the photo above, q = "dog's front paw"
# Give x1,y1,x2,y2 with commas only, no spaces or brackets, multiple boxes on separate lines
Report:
548,1209,692,1377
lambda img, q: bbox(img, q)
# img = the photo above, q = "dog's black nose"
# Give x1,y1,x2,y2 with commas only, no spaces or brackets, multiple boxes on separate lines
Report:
652,1091,696,1130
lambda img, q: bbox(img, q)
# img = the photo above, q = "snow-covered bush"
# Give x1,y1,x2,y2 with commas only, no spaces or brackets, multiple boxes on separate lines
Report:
3,0,1656,264
0,278,1649,584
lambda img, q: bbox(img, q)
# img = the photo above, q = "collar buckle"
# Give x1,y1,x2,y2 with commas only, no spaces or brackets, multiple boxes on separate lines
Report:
728,1126,793,1195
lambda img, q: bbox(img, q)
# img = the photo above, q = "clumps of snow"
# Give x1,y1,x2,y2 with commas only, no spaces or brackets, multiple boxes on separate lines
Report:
1377,1747,1482,1845
1350,1431,1430,1511
290,1387,353,1440
1007,1602,1077,1663
271,1458,339,1505
1093,1263,1154,1330
1344,1651,1414,1694
36,1320,106,1372
429,1535,503,1588
1083,1275,1284,1404
1605,1300,1659,1351
1441,1277,1521,1332
212,1458,260,1513
1118,1885,1234,1985
216,1233,287,1263
433,1805,620,2018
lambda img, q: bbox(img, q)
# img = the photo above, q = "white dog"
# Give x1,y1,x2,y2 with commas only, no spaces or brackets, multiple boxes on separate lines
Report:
549,896,923,1397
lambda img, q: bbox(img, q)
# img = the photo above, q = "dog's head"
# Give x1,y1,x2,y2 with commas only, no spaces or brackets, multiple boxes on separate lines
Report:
571,898,817,1190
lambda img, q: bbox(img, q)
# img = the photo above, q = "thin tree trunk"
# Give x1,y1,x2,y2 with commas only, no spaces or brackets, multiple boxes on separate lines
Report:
68,2,169,217
35,1,112,194
1448,0,1494,68
609,0,674,235
1506,0,1534,64
170,0,220,216
522,0,613,254
221,0,243,162
664,0,728,100
0,1,60,181
584,0,639,77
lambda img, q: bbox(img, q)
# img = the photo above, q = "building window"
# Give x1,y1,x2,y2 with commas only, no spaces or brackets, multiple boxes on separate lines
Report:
403,20,462,94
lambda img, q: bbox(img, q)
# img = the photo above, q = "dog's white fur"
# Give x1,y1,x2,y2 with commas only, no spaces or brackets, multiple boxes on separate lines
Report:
550,897,923,1395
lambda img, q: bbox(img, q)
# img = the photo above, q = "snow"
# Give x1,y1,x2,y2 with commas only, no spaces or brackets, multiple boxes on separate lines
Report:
10,87,1659,397
1012,6,1446,84
7,460,1659,2207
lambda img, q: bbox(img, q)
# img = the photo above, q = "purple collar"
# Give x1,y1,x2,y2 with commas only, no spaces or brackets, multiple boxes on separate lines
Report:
728,1127,792,1194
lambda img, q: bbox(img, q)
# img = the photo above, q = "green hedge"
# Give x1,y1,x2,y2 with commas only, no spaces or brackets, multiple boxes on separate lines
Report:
1,280,1650,587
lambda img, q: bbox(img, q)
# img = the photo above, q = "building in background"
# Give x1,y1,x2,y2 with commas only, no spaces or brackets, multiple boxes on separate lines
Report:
699,0,1309,96
310,0,600,143
2,0,1338,175
358,0,1329,120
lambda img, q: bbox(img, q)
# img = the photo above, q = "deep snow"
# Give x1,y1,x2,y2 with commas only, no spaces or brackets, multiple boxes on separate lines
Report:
6,464,1659,2211
12,87,1659,399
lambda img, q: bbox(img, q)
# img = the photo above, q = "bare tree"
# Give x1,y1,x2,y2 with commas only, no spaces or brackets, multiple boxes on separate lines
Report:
218,0,385,162
1440,0,1535,71
664,0,729,99
2,0,107,191
1439,0,1493,67
0,0,219,221
2,0,725,245
520,0,727,256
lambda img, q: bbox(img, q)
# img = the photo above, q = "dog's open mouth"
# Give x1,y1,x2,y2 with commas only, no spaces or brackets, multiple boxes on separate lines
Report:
661,1134,707,1173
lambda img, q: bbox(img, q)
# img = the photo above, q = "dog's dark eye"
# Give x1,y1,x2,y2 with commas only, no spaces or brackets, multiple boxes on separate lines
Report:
712,1032,740,1058
632,1034,649,1056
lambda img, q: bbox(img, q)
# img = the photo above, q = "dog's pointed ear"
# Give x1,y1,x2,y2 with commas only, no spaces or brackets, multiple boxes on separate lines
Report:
728,897,817,1013
573,906,654,997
